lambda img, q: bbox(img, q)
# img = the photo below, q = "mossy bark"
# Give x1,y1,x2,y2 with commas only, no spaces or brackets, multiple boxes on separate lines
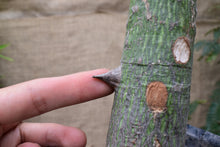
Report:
106,0,197,146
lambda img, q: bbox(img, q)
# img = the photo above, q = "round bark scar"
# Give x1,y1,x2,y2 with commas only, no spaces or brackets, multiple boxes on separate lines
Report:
172,37,190,64
146,82,168,112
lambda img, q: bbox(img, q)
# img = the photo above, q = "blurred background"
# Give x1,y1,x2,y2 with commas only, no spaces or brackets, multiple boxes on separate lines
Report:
0,0,219,146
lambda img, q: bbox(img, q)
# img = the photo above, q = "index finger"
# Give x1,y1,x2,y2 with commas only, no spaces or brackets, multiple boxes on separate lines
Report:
0,69,113,124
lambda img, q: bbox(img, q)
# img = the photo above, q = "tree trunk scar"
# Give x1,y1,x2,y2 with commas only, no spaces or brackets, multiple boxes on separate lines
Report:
142,0,152,20
146,81,168,113
131,5,139,14
154,137,161,147
190,0,197,29
169,21,179,31
172,37,191,64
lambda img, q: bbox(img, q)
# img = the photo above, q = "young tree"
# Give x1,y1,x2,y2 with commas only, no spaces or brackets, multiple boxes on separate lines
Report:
95,0,197,146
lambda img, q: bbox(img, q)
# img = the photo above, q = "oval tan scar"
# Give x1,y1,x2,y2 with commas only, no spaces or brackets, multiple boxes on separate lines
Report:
146,81,168,112
172,37,190,64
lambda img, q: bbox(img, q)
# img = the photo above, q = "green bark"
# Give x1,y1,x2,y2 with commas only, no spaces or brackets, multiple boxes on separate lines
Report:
106,0,197,146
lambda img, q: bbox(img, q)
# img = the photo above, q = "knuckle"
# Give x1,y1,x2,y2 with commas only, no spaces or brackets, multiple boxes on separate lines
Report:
28,84,48,115
31,95,48,115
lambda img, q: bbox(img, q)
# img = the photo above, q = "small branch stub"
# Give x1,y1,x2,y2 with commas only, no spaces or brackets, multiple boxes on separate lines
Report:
146,81,168,113
172,37,190,64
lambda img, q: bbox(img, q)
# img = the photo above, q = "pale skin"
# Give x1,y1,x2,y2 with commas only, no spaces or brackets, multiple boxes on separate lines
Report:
0,69,113,147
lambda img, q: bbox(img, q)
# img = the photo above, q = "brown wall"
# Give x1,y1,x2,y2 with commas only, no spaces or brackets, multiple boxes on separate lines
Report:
0,0,219,146
189,0,220,127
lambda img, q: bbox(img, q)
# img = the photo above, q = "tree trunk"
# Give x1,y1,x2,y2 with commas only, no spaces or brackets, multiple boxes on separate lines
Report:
95,0,197,146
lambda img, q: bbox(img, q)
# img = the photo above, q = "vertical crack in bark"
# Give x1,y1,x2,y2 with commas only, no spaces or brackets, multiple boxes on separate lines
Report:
93,65,121,88
142,0,152,20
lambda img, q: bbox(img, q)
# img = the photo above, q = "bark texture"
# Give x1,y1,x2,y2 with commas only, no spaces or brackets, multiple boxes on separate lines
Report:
106,0,197,146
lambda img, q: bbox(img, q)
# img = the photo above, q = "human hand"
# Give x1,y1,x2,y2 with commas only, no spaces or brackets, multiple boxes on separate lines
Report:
0,69,113,147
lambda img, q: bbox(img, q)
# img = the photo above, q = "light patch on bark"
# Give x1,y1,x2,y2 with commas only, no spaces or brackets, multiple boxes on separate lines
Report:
131,5,139,13
142,0,152,20
191,0,197,28
154,137,161,147
146,82,168,113
172,37,190,64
